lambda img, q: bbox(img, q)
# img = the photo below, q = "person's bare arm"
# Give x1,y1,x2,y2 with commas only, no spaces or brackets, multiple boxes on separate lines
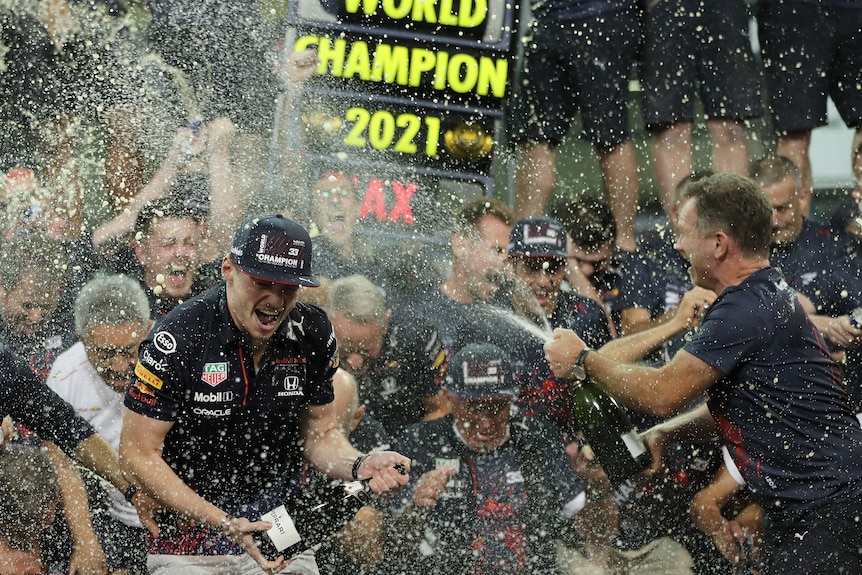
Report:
545,328,721,416
44,441,109,575
71,432,158,536
92,128,194,251
199,117,238,262
119,409,286,571
300,402,410,494
422,391,450,421
691,465,751,566
599,286,716,363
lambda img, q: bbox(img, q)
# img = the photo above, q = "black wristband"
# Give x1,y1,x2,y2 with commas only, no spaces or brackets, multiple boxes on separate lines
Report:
123,483,139,503
352,454,368,480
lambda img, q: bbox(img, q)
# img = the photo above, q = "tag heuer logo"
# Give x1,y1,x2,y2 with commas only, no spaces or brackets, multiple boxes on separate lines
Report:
201,362,228,387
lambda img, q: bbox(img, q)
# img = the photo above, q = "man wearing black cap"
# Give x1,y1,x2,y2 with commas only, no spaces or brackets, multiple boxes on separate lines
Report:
388,343,587,575
121,214,410,575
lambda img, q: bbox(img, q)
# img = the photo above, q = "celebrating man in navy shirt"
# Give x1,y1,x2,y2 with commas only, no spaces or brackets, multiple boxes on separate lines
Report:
545,173,862,574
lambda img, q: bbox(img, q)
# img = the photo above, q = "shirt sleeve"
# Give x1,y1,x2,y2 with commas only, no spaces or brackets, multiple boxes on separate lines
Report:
0,346,94,455
683,294,770,375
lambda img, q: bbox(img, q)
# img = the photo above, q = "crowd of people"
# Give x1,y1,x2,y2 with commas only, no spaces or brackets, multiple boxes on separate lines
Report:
1,1,862,575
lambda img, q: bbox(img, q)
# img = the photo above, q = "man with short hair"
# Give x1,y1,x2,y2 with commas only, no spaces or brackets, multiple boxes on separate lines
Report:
545,173,862,573
0,234,75,380
751,156,862,345
47,274,153,575
406,197,514,353
326,274,447,437
121,214,410,575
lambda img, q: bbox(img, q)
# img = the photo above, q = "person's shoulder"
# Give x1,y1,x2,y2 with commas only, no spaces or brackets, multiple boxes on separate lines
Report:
393,415,453,455
46,342,88,386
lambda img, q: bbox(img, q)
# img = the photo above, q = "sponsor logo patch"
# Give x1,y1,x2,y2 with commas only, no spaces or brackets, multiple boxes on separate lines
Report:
135,362,163,390
153,331,177,354
201,362,228,387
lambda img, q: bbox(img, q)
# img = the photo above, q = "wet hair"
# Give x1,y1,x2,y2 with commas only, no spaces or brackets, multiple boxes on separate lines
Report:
552,196,616,252
134,195,206,240
681,173,772,256
452,196,514,235
749,156,802,191
325,274,388,322
74,273,150,336
170,172,211,214
0,234,68,291
0,444,60,550
675,171,715,205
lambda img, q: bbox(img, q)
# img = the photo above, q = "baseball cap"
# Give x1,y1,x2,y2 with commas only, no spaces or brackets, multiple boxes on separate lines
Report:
507,216,568,259
229,214,320,287
446,343,517,400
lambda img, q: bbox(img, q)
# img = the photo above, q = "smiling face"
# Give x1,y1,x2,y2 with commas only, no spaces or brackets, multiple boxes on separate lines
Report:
329,313,388,374
761,176,803,246
222,258,300,348
135,217,202,300
449,396,511,453
83,320,148,394
674,198,718,291
510,257,567,316
459,214,512,303
0,269,62,341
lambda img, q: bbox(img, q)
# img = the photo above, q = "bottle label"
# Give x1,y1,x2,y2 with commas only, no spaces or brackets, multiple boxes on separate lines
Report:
620,430,647,459
261,505,303,552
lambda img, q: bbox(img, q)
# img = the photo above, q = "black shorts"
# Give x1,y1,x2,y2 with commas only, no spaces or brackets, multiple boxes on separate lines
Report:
508,7,640,150
640,0,761,129
762,494,862,575
758,1,862,134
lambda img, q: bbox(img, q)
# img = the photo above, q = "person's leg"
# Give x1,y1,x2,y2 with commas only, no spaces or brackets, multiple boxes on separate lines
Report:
514,141,557,218
708,119,749,177
598,140,640,252
651,122,693,217
777,130,813,216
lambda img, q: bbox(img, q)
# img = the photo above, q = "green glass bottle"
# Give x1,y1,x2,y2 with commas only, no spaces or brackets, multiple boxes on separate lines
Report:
570,380,652,485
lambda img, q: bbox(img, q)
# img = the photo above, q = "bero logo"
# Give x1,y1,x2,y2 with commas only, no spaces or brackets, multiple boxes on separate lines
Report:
284,376,300,391
202,362,228,387
153,331,177,354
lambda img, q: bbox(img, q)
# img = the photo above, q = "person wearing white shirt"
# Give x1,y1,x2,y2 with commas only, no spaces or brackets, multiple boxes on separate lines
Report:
48,273,153,575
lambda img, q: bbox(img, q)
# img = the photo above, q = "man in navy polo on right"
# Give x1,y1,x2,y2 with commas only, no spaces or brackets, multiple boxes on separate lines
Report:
545,174,862,574
121,214,410,575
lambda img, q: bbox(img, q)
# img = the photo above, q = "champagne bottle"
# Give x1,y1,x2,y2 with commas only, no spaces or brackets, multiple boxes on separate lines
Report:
253,480,371,561
570,380,651,485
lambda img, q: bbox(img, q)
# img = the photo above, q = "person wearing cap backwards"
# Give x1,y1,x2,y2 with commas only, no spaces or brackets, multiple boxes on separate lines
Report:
120,214,411,575
386,343,596,575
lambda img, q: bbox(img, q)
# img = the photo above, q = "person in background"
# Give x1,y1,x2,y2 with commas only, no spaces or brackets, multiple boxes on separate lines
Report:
406,197,514,355
545,173,862,573
640,0,760,218
47,274,153,575
0,235,76,380
0,444,61,575
303,172,389,294
386,343,591,575
757,0,862,212
508,0,641,251
326,274,447,437
121,214,409,575
553,197,654,336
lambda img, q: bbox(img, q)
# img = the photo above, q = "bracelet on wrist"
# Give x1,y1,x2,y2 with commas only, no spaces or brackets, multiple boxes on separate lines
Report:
220,514,234,534
352,453,369,480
